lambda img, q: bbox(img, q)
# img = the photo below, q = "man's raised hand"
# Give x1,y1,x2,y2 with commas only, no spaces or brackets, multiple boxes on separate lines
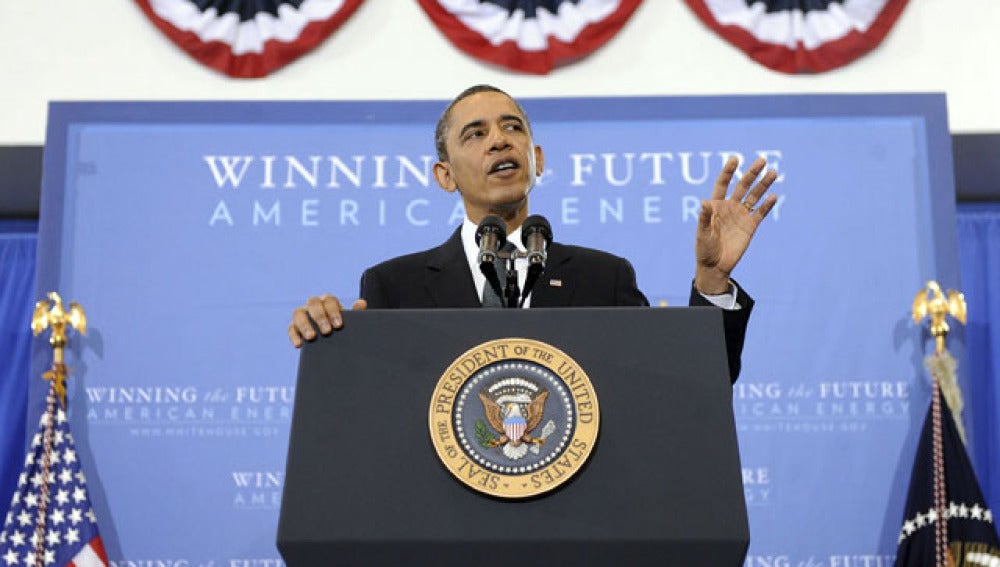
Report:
694,156,778,294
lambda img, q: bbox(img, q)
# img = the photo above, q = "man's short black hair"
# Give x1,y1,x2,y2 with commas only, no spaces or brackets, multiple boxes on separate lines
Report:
434,85,533,162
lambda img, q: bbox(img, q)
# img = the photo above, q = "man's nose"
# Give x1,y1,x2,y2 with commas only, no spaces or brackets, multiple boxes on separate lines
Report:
488,128,511,151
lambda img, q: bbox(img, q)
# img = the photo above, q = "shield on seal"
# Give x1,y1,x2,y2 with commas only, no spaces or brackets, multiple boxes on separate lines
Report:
504,414,527,443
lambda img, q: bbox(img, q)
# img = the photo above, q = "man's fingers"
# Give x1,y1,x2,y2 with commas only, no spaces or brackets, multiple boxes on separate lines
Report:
288,294,360,347
288,322,304,348
301,294,341,337
745,169,778,207
322,293,344,335
731,157,766,202
698,200,713,231
290,307,316,344
754,194,779,220
710,156,739,201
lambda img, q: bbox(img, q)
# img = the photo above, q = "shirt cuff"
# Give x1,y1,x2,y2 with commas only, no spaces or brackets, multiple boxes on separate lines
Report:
699,281,740,310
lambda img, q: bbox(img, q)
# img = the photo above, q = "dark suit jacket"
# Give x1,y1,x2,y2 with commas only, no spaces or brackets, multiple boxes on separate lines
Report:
359,227,752,382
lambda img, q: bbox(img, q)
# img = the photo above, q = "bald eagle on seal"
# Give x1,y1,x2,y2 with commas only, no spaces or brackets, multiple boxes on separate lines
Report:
478,388,549,460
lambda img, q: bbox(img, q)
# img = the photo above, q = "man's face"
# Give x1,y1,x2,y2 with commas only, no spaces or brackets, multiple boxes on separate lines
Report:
433,91,545,226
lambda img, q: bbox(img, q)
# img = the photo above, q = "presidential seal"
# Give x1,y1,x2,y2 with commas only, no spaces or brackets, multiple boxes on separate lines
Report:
428,338,599,498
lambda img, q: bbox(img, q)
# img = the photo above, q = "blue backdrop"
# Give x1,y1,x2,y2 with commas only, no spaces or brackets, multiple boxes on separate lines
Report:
1,95,992,566
956,203,1000,518
0,222,35,531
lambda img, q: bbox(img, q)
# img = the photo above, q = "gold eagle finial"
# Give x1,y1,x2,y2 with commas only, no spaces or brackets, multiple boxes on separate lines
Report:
912,281,966,355
31,292,87,408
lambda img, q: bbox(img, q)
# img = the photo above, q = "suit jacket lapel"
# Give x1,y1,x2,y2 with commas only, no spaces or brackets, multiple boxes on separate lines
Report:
530,242,575,307
425,227,481,308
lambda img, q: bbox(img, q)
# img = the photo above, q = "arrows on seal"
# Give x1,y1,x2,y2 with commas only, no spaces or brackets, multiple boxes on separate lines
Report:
530,420,557,455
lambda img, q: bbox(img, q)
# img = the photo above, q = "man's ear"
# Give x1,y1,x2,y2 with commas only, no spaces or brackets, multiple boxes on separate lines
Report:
433,161,458,193
534,145,545,176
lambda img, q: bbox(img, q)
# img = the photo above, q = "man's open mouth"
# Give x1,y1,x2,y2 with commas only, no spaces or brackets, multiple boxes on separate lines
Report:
489,159,520,174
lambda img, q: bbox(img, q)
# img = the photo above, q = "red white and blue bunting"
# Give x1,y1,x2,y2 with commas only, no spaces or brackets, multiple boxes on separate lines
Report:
416,0,643,74
135,0,366,78
684,0,909,73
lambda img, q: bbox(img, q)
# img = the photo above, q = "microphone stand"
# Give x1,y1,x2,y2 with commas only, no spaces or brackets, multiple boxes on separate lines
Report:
519,263,543,308
502,254,520,309
497,250,544,309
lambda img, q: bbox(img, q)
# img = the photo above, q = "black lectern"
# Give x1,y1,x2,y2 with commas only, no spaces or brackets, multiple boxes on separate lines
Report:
278,307,748,567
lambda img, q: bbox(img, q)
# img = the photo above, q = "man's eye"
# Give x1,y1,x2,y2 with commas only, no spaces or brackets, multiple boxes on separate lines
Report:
505,123,523,131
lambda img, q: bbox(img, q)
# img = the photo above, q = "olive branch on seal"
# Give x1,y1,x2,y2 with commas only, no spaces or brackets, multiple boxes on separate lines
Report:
475,419,497,448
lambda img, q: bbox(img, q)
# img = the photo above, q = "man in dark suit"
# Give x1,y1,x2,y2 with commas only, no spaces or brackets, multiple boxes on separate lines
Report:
288,85,777,382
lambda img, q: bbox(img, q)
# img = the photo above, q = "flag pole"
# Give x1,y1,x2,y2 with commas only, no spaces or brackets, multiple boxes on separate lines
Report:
29,293,87,567
912,281,967,567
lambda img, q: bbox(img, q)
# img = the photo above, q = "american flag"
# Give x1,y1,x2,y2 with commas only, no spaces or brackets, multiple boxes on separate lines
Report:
134,0,366,77
894,387,1000,566
684,0,909,73
417,0,642,74
0,390,108,567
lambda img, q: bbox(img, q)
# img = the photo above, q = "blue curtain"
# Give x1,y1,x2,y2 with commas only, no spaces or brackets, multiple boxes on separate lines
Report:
957,203,1000,517
0,224,35,523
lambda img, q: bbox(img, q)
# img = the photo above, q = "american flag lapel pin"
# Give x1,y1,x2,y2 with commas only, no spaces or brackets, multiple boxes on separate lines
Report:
549,279,563,287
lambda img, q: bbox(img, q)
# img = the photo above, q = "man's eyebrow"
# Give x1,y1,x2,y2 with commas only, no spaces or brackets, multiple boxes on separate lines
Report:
500,114,526,127
458,120,485,139
457,115,526,139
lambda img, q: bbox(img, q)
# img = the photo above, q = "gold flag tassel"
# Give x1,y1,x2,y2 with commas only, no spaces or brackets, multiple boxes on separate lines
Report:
28,292,87,567
912,280,968,567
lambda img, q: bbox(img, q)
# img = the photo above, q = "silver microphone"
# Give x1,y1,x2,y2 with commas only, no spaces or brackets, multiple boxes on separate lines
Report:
476,216,507,303
521,215,552,268
475,215,507,265
519,215,552,307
